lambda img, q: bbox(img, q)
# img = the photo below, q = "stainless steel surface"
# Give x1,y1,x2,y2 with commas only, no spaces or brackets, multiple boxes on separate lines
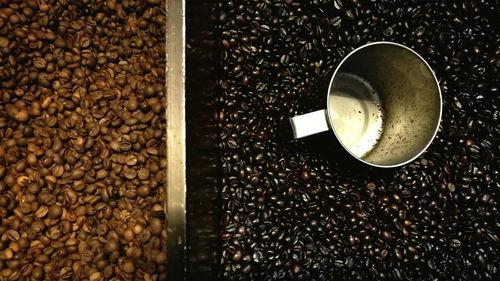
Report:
167,0,221,280
329,72,384,158
289,109,330,138
326,42,442,167
166,0,186,279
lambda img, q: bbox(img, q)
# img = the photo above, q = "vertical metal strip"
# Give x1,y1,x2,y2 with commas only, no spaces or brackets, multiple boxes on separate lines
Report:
166,0,186,279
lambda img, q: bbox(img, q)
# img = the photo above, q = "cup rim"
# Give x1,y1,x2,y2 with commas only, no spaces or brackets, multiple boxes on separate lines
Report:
325,41,442,168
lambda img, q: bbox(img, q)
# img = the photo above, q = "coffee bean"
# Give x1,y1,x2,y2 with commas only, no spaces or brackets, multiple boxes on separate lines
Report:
381,231,391,241
0,1,166,279
450,239,461,248
103,239,120,255
233,250,242,262
14,110,30,122
121,261,135,274
138,168,150,180
123,228,135,242
48,205,63,219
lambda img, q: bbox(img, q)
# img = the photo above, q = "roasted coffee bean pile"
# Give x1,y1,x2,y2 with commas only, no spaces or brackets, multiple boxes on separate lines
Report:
0,0,166,280
218,0,499,280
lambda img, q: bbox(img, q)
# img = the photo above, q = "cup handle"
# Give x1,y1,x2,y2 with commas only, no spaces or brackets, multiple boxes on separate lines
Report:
289,109,330,139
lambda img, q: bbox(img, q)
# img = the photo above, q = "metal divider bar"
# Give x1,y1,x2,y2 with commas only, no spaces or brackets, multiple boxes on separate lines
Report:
166,0,186,279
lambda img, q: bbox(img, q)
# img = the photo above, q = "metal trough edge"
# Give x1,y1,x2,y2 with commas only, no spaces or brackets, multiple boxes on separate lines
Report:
166,0,186,280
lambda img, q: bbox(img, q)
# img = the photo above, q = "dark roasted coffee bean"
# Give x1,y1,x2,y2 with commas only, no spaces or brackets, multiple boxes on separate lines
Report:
218,1,499,280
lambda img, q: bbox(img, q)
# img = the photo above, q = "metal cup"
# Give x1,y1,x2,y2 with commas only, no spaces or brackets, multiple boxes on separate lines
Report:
290,42,442,168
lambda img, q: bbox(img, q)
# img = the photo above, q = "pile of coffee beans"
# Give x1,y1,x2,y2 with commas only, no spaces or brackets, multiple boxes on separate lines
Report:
218,0,498,280
0,0,166,280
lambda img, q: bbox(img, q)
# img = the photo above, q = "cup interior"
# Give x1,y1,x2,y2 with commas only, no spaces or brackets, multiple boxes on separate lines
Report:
327,42,441,167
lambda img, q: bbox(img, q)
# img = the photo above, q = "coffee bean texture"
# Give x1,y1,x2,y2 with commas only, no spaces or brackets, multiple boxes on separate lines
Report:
0,0,167,280
218,0,499,280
